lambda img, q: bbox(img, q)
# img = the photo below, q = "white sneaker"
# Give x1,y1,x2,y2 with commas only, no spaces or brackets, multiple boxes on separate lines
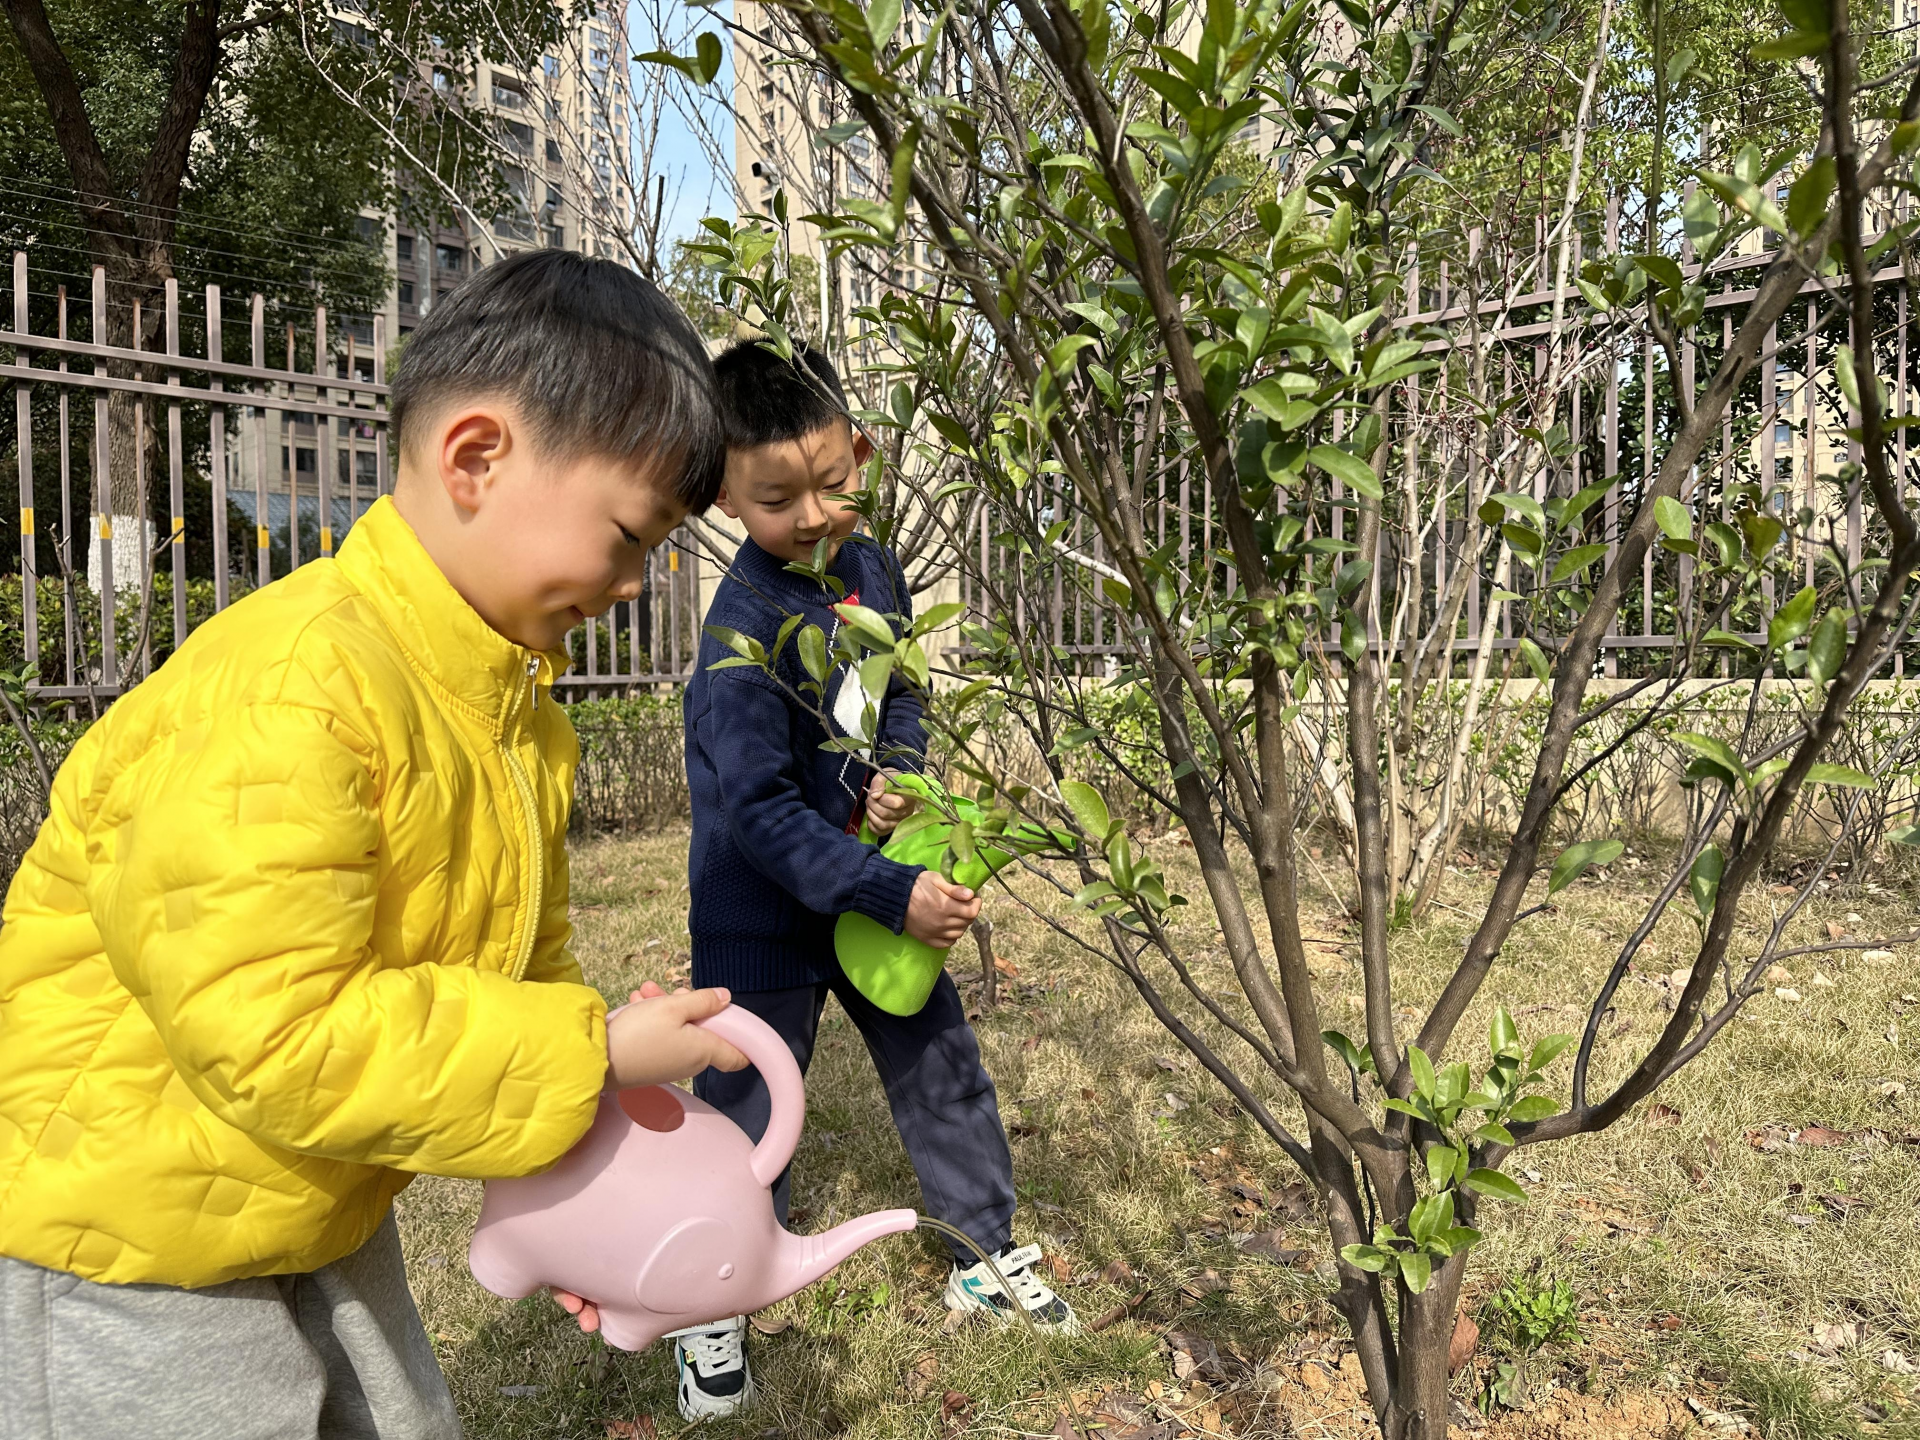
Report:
944,1243,1080,1333
667,1315,754,1422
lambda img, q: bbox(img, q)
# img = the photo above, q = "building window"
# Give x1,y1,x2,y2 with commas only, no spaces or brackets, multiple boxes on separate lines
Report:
492,78,526,109
1775,422,1792,445
396,234,413,262
547,137,562,162
542,54,559,77
502,118,534,154
398,281,415,305
436,244,464,272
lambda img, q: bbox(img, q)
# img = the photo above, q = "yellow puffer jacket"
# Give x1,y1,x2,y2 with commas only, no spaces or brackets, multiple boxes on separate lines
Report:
0,497,609,1286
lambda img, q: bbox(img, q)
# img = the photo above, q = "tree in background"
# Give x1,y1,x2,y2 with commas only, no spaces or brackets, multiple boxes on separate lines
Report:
687,0,1920,1433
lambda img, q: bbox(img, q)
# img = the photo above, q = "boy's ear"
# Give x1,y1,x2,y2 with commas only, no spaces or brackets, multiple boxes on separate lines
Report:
712,483,741,521
438,408,512,515
851,431,874,466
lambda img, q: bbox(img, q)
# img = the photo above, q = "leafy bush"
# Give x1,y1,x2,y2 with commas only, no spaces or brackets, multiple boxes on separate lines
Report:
563,694,688,833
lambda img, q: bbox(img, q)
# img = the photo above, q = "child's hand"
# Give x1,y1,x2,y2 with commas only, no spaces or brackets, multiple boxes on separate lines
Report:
606,983,749,1090
865,769,919,836
904,871,980,949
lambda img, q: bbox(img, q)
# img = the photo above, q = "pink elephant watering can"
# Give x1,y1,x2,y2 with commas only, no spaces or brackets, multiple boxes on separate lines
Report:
467,1006,917,1351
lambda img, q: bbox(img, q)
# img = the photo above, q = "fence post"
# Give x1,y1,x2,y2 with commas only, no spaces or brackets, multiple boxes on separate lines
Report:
252,295,270,586
90,266,117,688
166,278,186,650
208,283,229,611
316,304,333,558
13,253,36,680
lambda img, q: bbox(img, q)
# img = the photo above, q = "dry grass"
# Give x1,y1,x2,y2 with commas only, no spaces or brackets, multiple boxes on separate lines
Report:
397,828,1920,1439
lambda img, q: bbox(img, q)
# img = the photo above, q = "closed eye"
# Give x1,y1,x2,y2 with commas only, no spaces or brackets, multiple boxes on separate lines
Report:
618,524,643,546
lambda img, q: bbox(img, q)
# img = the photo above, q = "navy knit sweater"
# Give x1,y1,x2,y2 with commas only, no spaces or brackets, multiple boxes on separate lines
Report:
685,536,928,992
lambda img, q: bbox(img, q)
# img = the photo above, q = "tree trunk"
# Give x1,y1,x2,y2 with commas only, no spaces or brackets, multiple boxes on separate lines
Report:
1382,1262,1467,1440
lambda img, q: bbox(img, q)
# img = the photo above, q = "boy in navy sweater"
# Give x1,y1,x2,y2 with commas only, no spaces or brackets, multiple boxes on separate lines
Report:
673,343,1077,1420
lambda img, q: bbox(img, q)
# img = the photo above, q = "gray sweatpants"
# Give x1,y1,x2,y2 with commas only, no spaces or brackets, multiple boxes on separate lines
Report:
0,1212,460,1440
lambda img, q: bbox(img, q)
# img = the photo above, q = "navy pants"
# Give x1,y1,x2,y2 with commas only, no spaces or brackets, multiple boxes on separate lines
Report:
692,959,1016,1265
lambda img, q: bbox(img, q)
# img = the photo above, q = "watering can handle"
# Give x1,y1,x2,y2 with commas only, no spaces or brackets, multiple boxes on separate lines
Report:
694,1006,805,1189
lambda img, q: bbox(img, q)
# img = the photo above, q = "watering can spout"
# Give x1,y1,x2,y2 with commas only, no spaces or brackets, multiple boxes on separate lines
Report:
787,1208,919,1287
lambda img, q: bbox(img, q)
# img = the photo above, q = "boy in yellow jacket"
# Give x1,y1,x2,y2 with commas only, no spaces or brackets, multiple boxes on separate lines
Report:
0,251,746,1439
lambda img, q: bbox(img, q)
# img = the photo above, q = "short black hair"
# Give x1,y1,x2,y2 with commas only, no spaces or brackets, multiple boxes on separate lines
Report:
391,250,724,512
712,340,851,449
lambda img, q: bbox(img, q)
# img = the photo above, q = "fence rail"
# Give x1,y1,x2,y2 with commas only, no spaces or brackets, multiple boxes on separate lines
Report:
4,248,699,703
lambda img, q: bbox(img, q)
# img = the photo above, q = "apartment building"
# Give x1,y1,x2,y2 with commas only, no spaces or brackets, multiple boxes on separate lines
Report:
230,3,638,562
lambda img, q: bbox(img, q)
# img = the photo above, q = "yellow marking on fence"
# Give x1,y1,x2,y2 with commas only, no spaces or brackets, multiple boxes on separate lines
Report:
257,526,270,550
320,526,334,555
669,550,680,572
19,507,31,534
96,518,111,539
171,516,185,540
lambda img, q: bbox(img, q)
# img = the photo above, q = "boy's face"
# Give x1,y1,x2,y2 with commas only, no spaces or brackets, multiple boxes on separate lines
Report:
395,402,688,654
715,419,871,565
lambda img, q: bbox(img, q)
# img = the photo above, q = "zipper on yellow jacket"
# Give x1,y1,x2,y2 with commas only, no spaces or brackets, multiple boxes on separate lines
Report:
504,654,544,982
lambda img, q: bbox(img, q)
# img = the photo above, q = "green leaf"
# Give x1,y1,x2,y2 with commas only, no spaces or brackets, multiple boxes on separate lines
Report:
1550,543,1609,585
1463,1168,1529,1202
1505,1094,1559,1123
1517,637,1551,682
1410,1192,1453,1243
1489,1006,1519,1057
1059,780,1112,841
1547,838,1625,896
1309,444,1384,500
1787,156,1837,238
1340,1243,1395,1274
1528,1033,1574,1071
1426,1145,1459,1190
1474,1121,1516,1147
1807,609,1847,687
1806,762,1876,788
1408,1045,1437,1100
1835,344,1862,412
859,650,895,701
1323,1029,1376,1076
835,602,900,650
1888,825,1920,846
1654,496,1692,542
1769,585,1818,653
798,625,829,683
915,602,965,635
1689,843,1724,917
1674,732,1750,788
866,0,903,49
1751,30,1827,60
1399,1251,1432,1294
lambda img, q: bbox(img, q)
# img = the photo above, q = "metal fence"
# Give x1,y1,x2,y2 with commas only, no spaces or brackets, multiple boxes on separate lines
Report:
2,248,700,704
957,213,1920,678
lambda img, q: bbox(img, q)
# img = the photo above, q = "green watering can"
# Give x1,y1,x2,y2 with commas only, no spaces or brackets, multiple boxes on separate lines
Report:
834,775,1056,1016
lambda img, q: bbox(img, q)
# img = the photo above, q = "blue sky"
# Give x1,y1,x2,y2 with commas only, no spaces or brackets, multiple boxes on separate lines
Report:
631,0,735,248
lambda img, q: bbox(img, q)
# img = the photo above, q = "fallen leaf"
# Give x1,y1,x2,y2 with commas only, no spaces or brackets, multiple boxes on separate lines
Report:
1810,1321,1867,1355
1043,1253,1073,1284
749,1313,793,1336
940,1390,972,1419
1165,1329,1227,1381
1817,1192,1870,1221
1022,1035,1040,1052
1646,1103,1682,1127
1178,1269,1229,1305
1086,1290,1149,1333
1653,1315,1684,1331
1764,965,1795,985
604,1420,657,1440
1827,921,1850,941
1100,1259,1138,1285
1152,1055,1188,1072
993,956,1020,978
1746,1125,1793,1153
942,1310,969,1334
1775,987,1802,1002
1770,883,1798,896
1796,1125,1851,1146
1450,1310,1480,1374
1882,1349,1918,1375
1863,948,1896,963
1270,1181,1316,1221
907,1352,940,1400
499,1386,543,1397
1237,1229,1310,1268
1676,1154,1709,1189
1081,1088,1097,1102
